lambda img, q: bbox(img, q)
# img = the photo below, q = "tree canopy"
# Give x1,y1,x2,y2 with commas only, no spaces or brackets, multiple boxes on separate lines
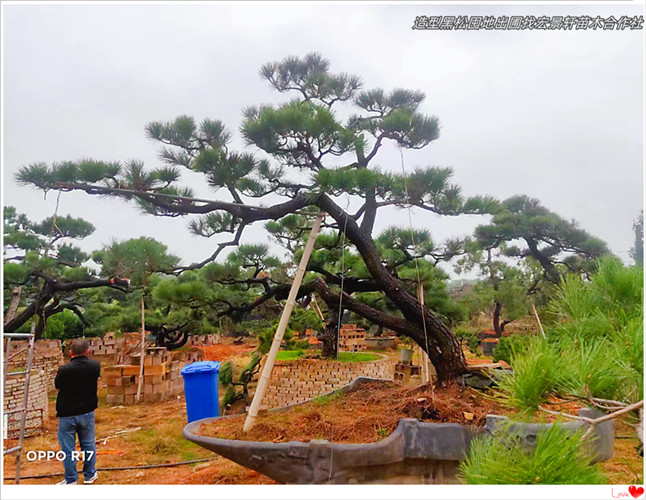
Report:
12,53,610,380
3,206,130,337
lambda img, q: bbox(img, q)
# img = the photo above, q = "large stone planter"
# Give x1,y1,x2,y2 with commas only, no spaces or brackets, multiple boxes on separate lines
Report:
364,336,395,350
183,378,614,484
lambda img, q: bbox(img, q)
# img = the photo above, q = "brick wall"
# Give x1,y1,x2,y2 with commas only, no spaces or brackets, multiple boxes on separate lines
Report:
260,357,395,410
7,339,63,392
4,339,63,438
3,370,49,439
104,347,203,405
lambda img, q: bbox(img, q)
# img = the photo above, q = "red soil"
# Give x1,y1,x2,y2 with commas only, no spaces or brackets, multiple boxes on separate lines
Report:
200,344,255,363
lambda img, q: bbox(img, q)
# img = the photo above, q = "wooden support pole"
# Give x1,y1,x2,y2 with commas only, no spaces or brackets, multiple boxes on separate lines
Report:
243,212,325,432
531,300,547,339
311,296,325,322
417,282,430,384
136,294,146,402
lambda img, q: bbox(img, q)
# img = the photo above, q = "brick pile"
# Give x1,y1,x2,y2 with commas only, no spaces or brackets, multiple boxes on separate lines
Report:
338,324,366,352
104,347,203,405
260,357,394,410
303,328,323,348
186,334,221,347
80,336,125,364
3,370,49,439
68,333,220,364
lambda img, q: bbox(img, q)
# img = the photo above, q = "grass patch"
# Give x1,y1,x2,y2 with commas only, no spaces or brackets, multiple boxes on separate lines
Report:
311,390,344,405
274,351,379,363
337,352,379,362
126,421,208,464
275,349,305,361
181,451,199,462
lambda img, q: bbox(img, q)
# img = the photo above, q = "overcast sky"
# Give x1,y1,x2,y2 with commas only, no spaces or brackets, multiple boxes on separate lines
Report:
2,3,644,274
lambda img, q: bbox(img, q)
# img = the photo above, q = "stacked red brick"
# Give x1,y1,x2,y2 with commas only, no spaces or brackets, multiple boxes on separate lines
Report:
83,336,124,363
338,324,367,352
304,329,323,348
3,339,62,438
3,370,49,439
104,347,203,404
187,334,221,347
71,333,145,365
7,339,63,391
74,333,221,364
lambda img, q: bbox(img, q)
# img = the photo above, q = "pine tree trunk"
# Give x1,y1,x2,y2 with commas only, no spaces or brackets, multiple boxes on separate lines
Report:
318,195,468,382
321,306,339,359
493,301,503,337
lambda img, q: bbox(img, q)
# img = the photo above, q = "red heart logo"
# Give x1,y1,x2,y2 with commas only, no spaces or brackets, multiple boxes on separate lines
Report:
629,485,645,498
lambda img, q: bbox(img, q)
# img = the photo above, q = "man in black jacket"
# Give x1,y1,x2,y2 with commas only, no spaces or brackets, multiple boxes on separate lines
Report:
55,340,101,485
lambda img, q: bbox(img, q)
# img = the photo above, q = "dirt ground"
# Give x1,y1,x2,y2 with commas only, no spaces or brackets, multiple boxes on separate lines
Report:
199,343,255,363
3,339,643,485
3,395,274,485
3,340,273,485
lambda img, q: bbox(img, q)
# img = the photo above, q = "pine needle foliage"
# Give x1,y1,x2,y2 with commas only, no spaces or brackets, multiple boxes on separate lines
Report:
459,423,607,485
497,257,643,409
495,338,571,411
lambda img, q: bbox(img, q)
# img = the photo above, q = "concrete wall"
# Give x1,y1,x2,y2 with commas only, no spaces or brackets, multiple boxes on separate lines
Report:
260,357,395,410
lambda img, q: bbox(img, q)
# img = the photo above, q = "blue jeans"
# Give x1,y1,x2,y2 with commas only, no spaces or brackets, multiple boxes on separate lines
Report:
57,410,96,483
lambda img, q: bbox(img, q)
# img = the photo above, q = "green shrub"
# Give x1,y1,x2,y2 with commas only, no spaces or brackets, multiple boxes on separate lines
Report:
549,257,643,335
454,327,480,354
561,338,630,401
459,423,606,484
43,309,84,340
497,259,643,410
495,339,570,411
219,352,261,412
258,326,299,354
492,334,533,364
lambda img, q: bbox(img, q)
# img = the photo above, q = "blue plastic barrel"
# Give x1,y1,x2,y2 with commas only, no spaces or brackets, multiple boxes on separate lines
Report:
181,361,220,423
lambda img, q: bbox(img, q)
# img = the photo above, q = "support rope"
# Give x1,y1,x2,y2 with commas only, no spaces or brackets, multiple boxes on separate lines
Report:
335,194,351,361
330,194,350,483
398,146,432,373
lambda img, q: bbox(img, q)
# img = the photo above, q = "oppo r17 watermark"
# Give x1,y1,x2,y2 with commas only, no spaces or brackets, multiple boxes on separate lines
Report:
26,450,95,462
